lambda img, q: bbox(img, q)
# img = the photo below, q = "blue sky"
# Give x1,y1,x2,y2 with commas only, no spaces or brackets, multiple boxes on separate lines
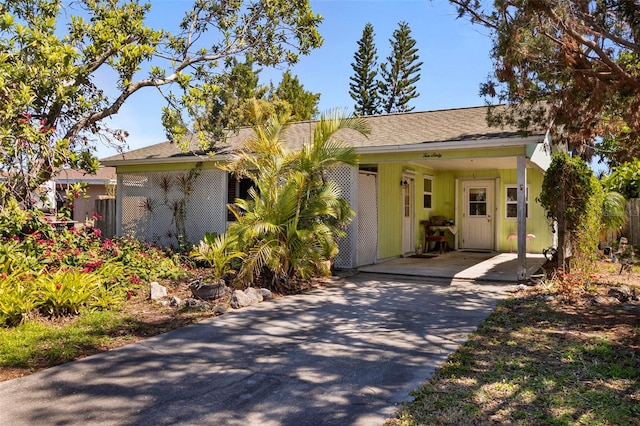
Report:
98,0,494,158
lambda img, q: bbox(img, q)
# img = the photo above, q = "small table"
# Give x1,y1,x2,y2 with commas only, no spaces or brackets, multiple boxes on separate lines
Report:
44,218,78,232
430,225,458,250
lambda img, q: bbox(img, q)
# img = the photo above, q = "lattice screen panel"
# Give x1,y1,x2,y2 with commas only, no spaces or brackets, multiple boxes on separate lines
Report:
327,165,357,269
357,172,378,266
119,169,226,248
185,169,227,243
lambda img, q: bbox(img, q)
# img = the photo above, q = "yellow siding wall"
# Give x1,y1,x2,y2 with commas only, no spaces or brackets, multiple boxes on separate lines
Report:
497,168,549,253
376,165,551,258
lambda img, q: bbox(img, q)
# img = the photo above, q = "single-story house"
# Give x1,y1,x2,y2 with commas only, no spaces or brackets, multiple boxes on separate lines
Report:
101,105,556,276
54,167,117,223
1,168,116,222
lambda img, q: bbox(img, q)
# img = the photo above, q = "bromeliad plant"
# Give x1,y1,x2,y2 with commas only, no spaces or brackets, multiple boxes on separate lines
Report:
224,107,370,292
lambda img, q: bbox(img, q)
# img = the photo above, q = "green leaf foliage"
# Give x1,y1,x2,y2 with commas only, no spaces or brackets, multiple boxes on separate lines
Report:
189,233,245,282
0,0,322,206
538,153,597,231
603,159,640,199
450,0,640,164
269,70,320,121
378,21,423,114
538,153,604,268
349,22,380,116
224,107,369,292
0,218,186,326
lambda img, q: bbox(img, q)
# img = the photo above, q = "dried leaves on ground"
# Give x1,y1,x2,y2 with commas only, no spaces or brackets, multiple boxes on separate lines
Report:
388,262,640,426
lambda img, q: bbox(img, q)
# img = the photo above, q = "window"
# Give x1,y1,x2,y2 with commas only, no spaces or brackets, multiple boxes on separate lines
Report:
505,185,529,218
227,173,253,221
468,187,487,216
423,176,433,209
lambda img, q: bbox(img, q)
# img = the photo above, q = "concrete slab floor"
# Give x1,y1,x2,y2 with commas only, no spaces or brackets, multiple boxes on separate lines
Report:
358,251,546,282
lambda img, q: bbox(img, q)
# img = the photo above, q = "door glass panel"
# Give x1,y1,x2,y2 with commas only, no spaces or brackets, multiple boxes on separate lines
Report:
469,188,487,216
404,189,410,217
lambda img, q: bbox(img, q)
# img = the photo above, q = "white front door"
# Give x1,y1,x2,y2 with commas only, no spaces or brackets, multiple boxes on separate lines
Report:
462,180,494,250
401,175,415,255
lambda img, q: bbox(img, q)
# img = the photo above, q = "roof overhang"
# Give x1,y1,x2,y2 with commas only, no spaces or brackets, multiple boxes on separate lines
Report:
103,135,546,168
355,135,545,154
101,153,229,167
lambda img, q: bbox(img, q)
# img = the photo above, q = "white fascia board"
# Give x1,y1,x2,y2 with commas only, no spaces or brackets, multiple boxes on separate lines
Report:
101,154,229,167
355,135,545,154
55,179,111,185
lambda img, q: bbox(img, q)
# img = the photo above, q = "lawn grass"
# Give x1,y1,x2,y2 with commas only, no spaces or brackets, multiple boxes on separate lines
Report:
386,293,640,426
0,310,141,372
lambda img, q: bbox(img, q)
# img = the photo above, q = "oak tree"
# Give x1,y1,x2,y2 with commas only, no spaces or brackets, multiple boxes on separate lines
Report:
450,0,640,165
0,0,322,207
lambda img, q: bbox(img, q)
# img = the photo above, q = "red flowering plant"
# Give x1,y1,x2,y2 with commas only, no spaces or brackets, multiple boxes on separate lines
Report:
0,208,187,326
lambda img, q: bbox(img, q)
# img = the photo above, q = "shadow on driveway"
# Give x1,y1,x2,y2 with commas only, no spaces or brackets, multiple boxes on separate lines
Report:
0,274,513,426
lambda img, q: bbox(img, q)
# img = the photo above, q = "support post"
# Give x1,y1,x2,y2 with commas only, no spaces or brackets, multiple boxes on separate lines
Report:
517,156,527,281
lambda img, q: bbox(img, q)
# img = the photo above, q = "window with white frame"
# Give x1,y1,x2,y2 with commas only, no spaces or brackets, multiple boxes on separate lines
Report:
423,175,433,209
505,185,529,218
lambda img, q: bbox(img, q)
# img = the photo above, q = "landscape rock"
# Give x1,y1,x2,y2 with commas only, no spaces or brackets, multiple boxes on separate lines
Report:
511,284,528,292
214,305,229,315
169,296,182,307
607,285,634,302
259,288,273,300
592,295,621,306
230,290,252,309
184,298,200,308
150,282,167,300
231,288,263,309
245,287,264,303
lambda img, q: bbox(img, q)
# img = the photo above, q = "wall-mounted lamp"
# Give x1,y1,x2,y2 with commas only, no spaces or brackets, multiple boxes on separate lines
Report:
400,179,408,187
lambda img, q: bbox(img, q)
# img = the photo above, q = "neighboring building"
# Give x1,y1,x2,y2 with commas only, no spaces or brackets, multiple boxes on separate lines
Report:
101,106,554,270
54,167,117,223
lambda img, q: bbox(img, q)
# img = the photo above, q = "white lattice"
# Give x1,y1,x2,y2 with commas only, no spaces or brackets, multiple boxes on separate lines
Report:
327,165,357,269
357,172,378,266
119,168,226,247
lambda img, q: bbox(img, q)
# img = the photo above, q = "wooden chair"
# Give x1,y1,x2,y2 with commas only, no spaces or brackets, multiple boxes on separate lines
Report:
421,220,447,254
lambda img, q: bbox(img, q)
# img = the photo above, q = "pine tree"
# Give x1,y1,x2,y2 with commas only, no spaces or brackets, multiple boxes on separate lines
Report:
270,70,321,121
349,23,380,116
378,22,423,114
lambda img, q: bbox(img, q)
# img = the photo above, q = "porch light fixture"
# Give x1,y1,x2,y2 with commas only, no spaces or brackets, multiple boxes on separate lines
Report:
400,179,408,187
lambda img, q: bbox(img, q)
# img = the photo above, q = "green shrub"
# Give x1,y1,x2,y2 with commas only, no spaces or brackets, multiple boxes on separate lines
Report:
603,158,640,199
0,206,188,326
36,271,103,317
0,271,39,326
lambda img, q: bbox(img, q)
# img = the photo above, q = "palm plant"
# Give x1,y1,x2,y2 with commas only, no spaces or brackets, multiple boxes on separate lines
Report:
224,108,370,291
189,233,244,282
601,189,628,244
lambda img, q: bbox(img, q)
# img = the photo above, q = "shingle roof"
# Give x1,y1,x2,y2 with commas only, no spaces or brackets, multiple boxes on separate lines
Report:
101,105,544,165
53,167,116,182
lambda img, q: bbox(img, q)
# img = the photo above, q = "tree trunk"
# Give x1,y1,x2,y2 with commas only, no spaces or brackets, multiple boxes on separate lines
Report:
557,186,571,272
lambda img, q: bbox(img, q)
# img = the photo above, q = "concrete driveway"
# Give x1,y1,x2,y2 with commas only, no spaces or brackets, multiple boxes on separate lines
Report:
0,273,513,425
